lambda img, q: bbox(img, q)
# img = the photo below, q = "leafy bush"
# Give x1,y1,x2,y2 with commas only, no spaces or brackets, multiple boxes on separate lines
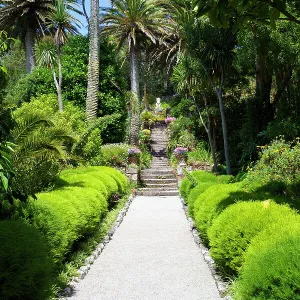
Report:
26,166,128,264
0,220,54,300
99,143,129,167
28,186,107,264
11,103,76,195
193,183,242,245
208,201,297,276
187,142,213,165
232,218,300,300
246,139,300,204
180,170,232,200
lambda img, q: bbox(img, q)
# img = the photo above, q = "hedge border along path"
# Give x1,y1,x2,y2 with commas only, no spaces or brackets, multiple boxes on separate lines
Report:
180,196,232,300
60,192,135,298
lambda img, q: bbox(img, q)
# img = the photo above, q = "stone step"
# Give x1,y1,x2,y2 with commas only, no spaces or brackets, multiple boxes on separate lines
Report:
141,174,177,180
136,189,179,196
143,183,178,188
141,178,177,184
141,169,174,174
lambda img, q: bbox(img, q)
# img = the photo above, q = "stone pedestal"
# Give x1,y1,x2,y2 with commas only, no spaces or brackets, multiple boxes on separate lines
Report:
126,167,139,183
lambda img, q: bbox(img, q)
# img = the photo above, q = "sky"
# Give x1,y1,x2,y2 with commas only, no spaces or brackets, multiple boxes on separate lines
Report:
76,0,111,35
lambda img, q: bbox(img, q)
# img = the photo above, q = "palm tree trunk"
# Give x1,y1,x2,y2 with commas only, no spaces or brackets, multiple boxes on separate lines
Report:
129,44,140,145
25,27,36,73
57,44,63,112
86,0,100,121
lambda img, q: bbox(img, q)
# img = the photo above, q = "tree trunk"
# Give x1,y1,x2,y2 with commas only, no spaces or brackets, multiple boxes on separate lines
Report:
216,87,231,174
193,95,217,172
255,54,273,133
86,0,100,121
57,45,63,112
25,27,36,73
129,44,140,146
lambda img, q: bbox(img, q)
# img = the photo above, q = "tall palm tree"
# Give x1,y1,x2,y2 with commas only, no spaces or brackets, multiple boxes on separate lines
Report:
101,0,172,145
0,0,54,73
86,0,99,121
48,0,81,111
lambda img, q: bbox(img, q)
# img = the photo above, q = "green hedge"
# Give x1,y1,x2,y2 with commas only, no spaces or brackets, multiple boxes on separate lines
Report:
28,166,127,264
180,170,233,200
0,220,54,300
208,201,298,276
193,183,242,245
232,219,300,300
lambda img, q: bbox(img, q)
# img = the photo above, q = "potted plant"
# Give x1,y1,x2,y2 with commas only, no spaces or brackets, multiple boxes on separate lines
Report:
173,147,188,162
128,147,141,164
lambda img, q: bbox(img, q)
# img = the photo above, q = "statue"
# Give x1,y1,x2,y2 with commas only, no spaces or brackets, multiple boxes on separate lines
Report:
155,97,161,112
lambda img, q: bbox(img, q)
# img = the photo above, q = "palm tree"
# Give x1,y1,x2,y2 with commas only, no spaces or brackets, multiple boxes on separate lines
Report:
0,0,54,73
48,0,81,111
101,0,172,145
86,0,100,121
171,54,218,172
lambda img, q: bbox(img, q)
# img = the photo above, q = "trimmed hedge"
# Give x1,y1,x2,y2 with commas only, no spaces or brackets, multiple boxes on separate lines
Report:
0,220,54,300
193,183,242,245
180,170,233,201
232,219,300,300
208,201,298,276
28,166,127,264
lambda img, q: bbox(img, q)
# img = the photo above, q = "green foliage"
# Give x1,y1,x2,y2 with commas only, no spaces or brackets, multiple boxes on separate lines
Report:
208,201,297,277
246,139,300,204
187,174,233,215
98,143,129,168
140,110,155,129
232,219,300,300
193,183,242,245
26,166,128,264
187,142,213,165
10,95,79,195
0,220,54,300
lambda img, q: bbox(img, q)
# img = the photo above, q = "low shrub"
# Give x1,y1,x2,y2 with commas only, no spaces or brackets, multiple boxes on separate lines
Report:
26,166,127,264
193,183,242,245
0,220,54,300
99,143,129,167
187,142,213,165
208,201,297,276
28,186,107,264
246,138,300,206
232,218,300,300
180,170,216,200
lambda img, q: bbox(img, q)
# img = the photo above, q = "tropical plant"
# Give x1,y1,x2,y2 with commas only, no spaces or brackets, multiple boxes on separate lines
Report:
86,0,100,120
101,0,172,145
37,0,81,111
11,111,75,195
0,0,54,73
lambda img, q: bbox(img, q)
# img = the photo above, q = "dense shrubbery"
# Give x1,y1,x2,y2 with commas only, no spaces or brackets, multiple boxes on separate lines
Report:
193,183,242,245
245,139,300,206
0,220,54,300
232,219,300,300
27,166,127,264
99,143,129,167
208,201,297,276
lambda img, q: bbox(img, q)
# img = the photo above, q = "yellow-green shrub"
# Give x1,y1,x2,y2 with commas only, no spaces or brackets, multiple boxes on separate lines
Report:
208,201,297,276
193,183,242,245
0,220,54,300
232,218,300,300
29,187,107,264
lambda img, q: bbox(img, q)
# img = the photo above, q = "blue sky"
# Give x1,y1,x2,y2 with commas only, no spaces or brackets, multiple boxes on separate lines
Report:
76,0,111,35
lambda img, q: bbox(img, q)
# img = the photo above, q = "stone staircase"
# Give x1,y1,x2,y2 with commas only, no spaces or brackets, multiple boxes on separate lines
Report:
138,123,178,196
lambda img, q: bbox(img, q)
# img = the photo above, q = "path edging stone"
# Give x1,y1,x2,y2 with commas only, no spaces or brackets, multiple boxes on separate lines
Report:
180,196,232,300
59,193,136,298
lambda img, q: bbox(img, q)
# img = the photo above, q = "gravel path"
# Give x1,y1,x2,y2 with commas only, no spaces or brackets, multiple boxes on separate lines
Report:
70,196,221,300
